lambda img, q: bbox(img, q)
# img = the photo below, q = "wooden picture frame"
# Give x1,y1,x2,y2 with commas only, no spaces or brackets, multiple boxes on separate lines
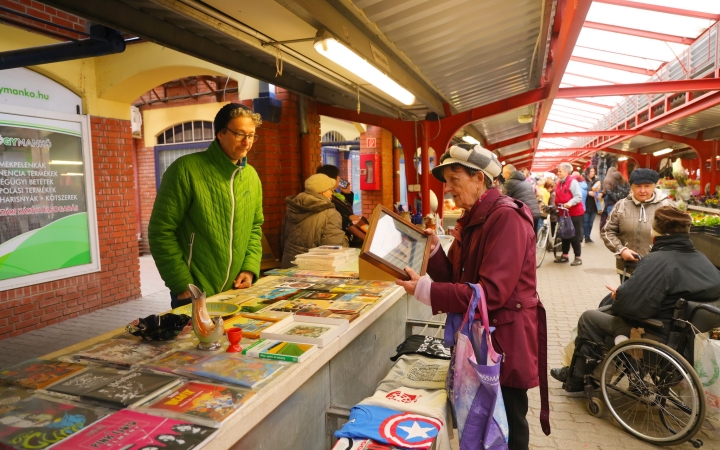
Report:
359,205,431,281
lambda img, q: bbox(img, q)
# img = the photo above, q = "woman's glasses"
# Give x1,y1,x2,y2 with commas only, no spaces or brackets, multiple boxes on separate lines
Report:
225,127,259,142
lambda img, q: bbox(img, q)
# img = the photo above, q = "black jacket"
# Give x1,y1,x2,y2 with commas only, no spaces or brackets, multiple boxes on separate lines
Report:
612,234,720,330
503,171,541,218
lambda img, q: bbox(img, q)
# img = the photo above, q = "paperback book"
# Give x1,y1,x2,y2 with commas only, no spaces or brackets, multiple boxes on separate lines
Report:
177,354,288,389
222,315,277,339
80,371,183,408
139,381,255,427
0,360,85,389
0,395,111,450
50,409,216,450
141,350,211,374
328,302,367,314
71,339,172,368
242,339,317,363
45,367,124,397
260,315,349,347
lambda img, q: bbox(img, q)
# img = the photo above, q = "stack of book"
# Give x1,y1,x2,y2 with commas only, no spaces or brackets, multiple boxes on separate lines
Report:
293,248,357,271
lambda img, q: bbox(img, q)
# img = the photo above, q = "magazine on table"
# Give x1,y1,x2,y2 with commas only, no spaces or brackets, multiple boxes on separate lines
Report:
242,339,318,363
176,353,288,389
0,360,85,389
49,409,217,450
136,380,256,428
70,338,173,369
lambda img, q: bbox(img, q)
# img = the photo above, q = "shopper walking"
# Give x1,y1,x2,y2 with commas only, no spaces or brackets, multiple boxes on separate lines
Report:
502,163,543,233
583,167,599,243
602,168,674,282
599,168,628,230
395,145,549,450
554,163,585,266
545,179,558,238
280,174,346,268
149,103,264,308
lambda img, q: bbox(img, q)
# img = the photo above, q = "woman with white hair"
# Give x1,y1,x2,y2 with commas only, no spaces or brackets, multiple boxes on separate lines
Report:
554,162,585,266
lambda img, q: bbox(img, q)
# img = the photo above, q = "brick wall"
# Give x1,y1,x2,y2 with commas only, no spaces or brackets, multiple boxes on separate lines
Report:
360,126,394,217
0,117,142,340
0,0,86,39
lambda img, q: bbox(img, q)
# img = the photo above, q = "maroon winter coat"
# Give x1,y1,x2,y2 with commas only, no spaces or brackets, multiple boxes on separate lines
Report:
428,188,548,392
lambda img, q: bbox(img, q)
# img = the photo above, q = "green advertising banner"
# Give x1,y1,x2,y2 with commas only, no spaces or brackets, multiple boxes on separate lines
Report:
0,109,98,287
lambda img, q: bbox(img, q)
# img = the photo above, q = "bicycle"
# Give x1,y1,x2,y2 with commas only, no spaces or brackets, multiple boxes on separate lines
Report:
536,207,564,268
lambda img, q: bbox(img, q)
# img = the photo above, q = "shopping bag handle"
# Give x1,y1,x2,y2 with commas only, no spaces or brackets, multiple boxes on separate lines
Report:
462,283,501,364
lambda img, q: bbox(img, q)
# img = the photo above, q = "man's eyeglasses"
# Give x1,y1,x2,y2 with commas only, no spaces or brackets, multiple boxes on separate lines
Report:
225,127,259,143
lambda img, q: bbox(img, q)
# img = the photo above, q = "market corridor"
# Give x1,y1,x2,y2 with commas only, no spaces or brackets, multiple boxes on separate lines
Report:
1,222,718,449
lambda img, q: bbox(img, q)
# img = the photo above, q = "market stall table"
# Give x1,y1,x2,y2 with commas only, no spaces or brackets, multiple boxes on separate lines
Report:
38,275,435,450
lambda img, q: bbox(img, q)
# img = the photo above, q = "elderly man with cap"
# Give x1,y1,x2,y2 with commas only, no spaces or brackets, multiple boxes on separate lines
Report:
280,173,346,268
395,145,550,450
149,103,264,308
552,206,720,391
602,168,674,282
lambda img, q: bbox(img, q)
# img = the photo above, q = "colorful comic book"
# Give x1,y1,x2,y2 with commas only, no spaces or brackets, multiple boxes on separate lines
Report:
0,360,85,390
222,315,277,339
80,371,183,408
139,381,255,427
50,409,216,450
71,339,172,368
177,354,288,389
327,312,360,322
327,302,367,314
257,288,303,301
141,350,212,374
0,395,111,450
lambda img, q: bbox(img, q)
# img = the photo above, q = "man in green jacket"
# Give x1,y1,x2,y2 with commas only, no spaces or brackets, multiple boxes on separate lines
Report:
149,104,264,308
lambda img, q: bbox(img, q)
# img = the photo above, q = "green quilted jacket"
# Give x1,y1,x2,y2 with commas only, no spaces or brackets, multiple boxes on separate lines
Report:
149,140,264,297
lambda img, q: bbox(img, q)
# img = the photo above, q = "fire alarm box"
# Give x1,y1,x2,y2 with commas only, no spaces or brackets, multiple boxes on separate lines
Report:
360,153,381,190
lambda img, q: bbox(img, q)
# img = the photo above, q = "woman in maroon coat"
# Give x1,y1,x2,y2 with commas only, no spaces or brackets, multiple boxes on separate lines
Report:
397,145,549,450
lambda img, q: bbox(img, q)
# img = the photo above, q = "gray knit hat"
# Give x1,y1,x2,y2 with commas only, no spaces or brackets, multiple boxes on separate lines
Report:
431,145,502,183
305,174,336,194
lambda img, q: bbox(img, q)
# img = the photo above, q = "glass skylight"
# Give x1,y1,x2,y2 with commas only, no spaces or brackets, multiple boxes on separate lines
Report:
587,3,713,38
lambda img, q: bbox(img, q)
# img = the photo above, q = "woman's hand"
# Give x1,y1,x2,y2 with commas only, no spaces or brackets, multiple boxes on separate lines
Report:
424,228,440,252
395,267,421,296
620,248,640,261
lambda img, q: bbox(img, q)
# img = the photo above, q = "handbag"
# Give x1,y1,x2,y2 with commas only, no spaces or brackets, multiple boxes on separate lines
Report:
346,216,369,244
558,208,575,240
446,283,509,450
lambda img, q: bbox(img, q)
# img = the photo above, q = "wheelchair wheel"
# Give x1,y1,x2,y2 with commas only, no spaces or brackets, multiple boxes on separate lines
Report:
599,339,705,446
587,397,605,418
536,224,549,268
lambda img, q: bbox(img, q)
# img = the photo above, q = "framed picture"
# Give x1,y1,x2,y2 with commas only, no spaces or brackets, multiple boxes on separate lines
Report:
359,205,431,281
260,315,349,347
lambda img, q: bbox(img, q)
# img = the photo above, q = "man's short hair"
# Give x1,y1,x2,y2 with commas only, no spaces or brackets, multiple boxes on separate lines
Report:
316,164,340,179
214,103,262,137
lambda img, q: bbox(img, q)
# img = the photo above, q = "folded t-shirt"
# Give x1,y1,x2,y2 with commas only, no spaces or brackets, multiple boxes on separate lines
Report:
377,354,449,391
390,335,451,361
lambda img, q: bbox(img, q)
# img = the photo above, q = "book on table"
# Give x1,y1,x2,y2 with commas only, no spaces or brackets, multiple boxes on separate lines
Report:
137,380,256,428
176,353,288,389
49,409,216,450
241,339,317,363
0,360,85,389
222,315,277,339
0,394,112,450
70,338,172,369
141,350,212,374
260,315,349,348
48,370,183,409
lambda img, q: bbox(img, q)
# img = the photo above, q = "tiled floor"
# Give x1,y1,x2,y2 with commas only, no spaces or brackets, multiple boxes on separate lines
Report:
2,226,719,449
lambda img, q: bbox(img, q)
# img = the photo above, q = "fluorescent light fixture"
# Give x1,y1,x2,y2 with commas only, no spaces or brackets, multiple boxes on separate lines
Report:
60,173,84,176
653,148,673,156
314,33,415,105
501,161,506,165
618,156,628,161
49,160,83,165
518,114,533,124
462,135,480,145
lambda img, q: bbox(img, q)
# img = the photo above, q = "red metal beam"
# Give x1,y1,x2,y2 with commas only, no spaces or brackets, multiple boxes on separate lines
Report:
536,148,600,152
593,0,720,21
565,72,621,85
562,98,613,109
486,132,537,151
583,21,696,45
440,88,546,133
499,149,535,161
543,130,635,137
569,56,655,76
556,78,720,98
546,118,589,129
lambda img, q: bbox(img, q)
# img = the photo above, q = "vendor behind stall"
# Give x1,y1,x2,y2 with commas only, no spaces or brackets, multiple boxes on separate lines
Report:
149,103,264,308
280,174,346,268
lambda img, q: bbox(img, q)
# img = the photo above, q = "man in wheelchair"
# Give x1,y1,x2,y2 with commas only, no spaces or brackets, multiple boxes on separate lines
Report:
551,206,720,392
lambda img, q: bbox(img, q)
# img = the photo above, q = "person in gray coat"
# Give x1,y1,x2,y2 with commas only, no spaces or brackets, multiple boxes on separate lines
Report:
281,174,346,268
502,164,542,233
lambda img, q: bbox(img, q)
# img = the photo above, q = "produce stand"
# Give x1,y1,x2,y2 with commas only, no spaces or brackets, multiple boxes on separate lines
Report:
34,274,436,450
688,205,720,269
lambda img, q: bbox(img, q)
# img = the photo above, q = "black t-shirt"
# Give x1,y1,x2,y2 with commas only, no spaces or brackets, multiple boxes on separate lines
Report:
390,335,451,361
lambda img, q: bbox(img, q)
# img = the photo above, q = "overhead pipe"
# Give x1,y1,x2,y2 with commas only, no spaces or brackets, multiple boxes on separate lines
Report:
0,24,125,70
